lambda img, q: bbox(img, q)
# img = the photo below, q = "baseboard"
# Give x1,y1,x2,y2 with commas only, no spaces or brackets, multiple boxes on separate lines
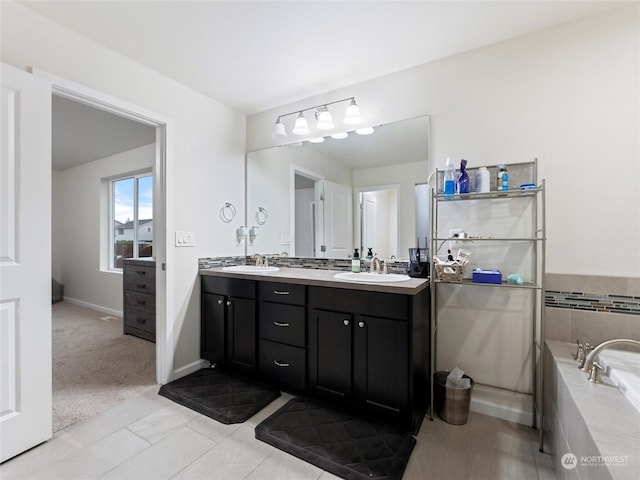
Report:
470,383,533,426
171,359,208,382
63,296,123,318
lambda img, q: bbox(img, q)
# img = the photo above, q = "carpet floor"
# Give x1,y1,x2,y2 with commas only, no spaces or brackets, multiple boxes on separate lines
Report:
53,301,156,432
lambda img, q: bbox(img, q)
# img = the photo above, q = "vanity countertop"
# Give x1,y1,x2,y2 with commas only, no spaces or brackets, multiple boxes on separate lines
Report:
199,267,429,295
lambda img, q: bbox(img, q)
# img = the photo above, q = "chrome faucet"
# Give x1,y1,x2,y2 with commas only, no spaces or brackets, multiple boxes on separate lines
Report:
581,338,640,383
370,256,381,274
252,254,264,267
575,339,594,369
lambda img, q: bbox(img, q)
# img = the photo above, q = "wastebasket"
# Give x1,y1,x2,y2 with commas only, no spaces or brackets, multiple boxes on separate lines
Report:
434,370,474,425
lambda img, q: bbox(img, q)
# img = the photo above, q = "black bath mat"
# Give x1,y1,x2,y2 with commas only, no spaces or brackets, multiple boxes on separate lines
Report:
255,397,416,480
158,368,280,424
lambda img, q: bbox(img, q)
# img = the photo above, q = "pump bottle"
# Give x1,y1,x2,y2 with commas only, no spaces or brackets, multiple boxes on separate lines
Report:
444,157,455,195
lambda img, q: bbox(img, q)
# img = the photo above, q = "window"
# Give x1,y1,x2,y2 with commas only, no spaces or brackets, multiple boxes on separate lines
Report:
110,173,153,269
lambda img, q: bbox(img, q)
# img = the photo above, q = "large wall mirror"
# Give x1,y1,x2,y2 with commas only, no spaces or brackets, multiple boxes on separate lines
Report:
246,115,430,260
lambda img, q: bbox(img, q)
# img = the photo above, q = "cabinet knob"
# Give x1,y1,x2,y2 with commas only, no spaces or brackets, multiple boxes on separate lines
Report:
343,320,350,326
358,321,365,328
226,300,232,306
217,300,223,305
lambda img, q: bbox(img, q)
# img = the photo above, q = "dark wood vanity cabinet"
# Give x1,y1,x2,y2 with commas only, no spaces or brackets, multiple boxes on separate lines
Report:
123,259,156,342
199,273,429,430
308,286,414,421
201,276,257,375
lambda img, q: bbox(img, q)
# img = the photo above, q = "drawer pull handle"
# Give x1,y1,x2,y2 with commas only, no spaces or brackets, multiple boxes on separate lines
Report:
136,270,146,275
273,290,290,295
136,299,146,305
217,300,223,305
343,320,350,326
358,321,365,328
273,360,290,368
136,318,146,324
136,284,146,289
273,321,290,327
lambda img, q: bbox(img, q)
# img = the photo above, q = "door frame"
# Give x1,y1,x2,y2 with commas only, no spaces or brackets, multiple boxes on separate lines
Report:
32,68,173,384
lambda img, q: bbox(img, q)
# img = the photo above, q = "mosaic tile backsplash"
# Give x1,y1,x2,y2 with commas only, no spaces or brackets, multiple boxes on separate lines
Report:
545,290,640,316
199,256,410,275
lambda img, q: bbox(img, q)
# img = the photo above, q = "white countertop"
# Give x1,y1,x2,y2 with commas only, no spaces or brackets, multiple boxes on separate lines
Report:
199,267,429,295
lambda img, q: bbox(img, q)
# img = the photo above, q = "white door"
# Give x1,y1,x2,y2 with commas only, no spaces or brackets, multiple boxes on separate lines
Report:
362,193,377,256
317,180,353,258
0,63,52,462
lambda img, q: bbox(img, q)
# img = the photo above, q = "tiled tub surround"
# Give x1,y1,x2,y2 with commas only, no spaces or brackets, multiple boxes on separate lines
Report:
545,274,640,348
199,255,411,275
544,341,640,480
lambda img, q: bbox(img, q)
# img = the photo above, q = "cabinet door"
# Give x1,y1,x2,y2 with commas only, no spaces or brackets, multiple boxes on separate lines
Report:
227,296,257,374
201,292,226,365
354,315,409,416
308,309,352,402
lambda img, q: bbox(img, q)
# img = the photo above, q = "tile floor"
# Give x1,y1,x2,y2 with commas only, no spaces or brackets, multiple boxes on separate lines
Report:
1,388,557,480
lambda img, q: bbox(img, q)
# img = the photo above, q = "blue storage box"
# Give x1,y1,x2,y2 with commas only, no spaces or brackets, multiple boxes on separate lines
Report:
472,269,502,284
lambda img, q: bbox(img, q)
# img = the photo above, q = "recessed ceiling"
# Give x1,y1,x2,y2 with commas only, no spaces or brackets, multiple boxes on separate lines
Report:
21,1,628,115
52,95,155,170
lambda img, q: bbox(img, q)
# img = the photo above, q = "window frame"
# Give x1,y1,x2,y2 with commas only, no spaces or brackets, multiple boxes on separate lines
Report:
108,171,153,271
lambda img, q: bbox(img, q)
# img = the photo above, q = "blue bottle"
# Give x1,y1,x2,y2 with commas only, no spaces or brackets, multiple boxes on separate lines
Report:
444,157,455,195
457,159,470,194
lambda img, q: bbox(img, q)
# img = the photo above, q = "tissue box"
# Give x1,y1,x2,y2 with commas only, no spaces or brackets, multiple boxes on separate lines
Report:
472,269,502,284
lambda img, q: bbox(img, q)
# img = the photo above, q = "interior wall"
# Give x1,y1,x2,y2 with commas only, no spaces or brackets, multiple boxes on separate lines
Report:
247,4,640,278
1,1,246,378
52,144,155,314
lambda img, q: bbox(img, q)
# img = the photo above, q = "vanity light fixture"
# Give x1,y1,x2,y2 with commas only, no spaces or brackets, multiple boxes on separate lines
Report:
343,98,362,125
356,126,375,135
292,112,310,135
271,97,362,138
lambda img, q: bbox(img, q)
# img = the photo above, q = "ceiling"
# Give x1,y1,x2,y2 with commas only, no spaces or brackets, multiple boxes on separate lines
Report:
36,1,627,170
23,0,627,116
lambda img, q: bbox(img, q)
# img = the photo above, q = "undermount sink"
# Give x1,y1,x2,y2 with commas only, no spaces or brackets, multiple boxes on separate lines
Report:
221,265,280,273
334,272,412,283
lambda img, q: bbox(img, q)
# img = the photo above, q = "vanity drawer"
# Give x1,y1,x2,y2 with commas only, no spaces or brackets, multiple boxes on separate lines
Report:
260,302,305,347
259,282,306,305
124,291,155,314
259,339,306,392
309,286,408,320
201,276,256,298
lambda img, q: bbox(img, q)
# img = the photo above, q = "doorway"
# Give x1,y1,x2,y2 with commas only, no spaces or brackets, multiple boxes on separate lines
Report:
39,69,170,430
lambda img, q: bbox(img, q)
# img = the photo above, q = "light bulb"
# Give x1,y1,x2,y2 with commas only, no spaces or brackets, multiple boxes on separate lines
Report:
355,126,374,135
343,99,362,125
292,112,310,135
315,108,334,130
271,118,287,139
331,132,348,139
307,137,325,143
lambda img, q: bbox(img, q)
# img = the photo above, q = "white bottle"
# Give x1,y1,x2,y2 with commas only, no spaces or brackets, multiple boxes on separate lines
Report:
476,166,490,193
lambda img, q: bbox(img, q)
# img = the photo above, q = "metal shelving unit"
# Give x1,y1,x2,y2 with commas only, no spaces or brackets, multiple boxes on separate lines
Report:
429,160,546,451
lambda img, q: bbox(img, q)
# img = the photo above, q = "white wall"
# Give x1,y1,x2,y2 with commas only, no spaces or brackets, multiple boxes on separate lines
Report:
52,144,154,313
248,4,640,278
2,1,246,378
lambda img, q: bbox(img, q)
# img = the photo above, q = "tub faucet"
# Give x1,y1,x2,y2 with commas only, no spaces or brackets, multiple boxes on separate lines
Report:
581,338,640,383
575,339,594,369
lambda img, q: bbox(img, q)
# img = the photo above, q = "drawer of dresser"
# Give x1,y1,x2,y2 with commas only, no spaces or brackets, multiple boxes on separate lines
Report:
258,282,306,305
124,291,155,314
124,274,155,294
124,307,155,334
124,264,156,281
259,339,306,392
259,302,305,347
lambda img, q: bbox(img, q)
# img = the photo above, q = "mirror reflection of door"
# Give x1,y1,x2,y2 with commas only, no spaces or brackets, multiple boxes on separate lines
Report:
358,187,399,259
294,172,316,257
320,180,353,258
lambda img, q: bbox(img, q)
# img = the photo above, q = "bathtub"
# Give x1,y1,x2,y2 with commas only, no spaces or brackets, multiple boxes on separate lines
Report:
599,349,640,415
544,341,640,480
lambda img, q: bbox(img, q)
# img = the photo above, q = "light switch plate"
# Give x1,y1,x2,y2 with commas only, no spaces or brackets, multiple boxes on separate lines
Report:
175,231,195,247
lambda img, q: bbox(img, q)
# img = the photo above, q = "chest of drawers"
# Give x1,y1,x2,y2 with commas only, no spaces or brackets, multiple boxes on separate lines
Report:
123,258,156,342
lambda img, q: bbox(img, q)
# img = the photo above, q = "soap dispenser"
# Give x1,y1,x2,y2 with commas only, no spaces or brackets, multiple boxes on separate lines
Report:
351,249,361,273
